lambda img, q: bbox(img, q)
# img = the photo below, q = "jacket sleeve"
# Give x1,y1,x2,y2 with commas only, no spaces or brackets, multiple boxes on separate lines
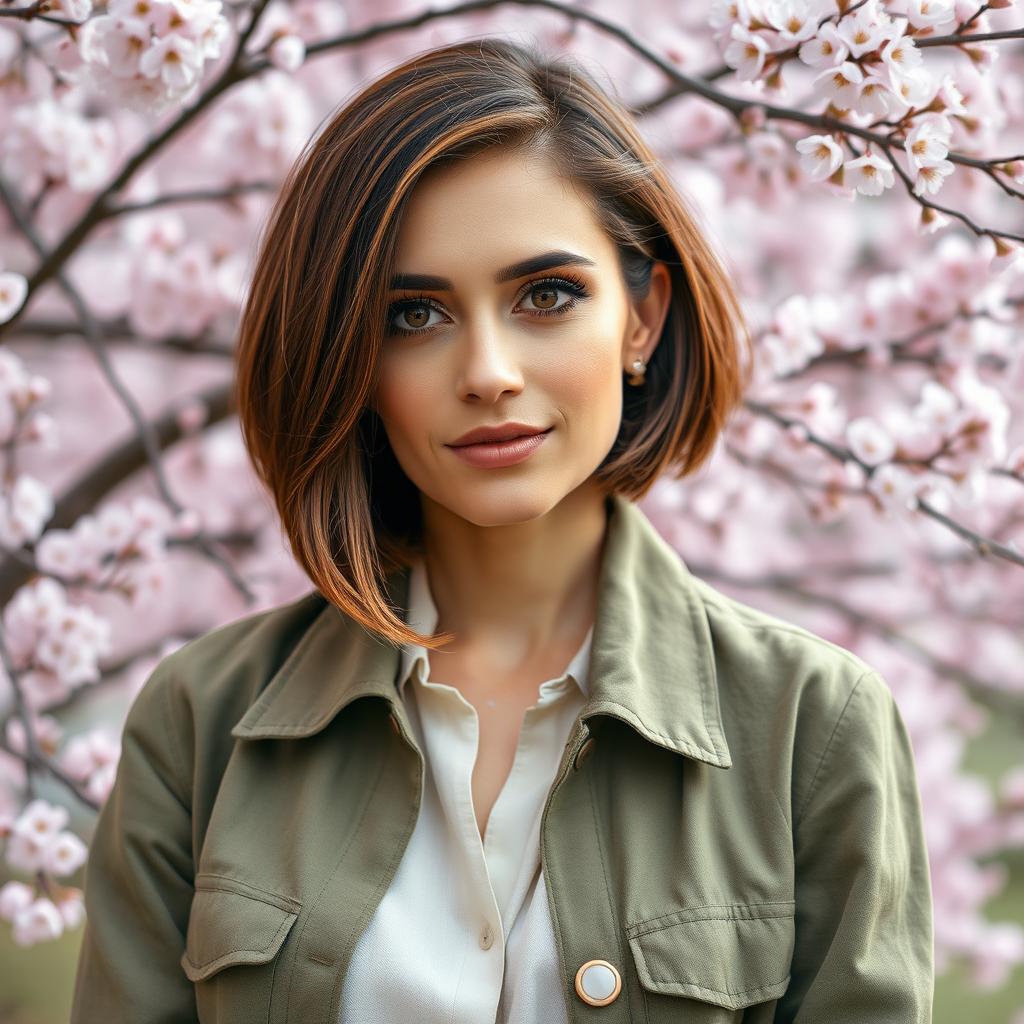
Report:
70,657,198,1023
777,669,935,1023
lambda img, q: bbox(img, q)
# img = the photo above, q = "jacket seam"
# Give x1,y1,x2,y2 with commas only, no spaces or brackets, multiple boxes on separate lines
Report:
628,899,796,934
697,588,875,667
793,669,872,829
161,667,192,811
586,749,636,1020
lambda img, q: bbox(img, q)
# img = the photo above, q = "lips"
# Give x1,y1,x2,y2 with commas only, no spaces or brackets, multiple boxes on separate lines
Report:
448,424,551,447
446,428,552,468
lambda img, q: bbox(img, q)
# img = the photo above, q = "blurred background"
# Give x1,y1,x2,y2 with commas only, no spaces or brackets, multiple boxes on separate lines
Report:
1,0,1023,1019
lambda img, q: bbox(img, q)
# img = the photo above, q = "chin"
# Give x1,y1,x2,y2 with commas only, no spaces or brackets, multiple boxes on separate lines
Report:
443,487,561,528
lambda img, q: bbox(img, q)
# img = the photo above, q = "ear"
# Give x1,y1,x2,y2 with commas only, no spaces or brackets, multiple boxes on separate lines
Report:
623,261,672,367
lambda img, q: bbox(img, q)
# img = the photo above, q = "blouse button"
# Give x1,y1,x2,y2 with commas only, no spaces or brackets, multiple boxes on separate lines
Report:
479,923,494,950
574,959,621,1006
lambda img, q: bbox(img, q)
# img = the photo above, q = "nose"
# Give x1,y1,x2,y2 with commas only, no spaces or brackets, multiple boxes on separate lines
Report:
454,317,525,402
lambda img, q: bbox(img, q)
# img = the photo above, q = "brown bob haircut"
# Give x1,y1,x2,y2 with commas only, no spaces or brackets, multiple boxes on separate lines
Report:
234,36,752,652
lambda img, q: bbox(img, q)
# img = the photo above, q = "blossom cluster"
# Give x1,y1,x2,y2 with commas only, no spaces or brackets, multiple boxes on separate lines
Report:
758,232,1022,381
73,0,231,115
2,98,118,198
715,0,1017,199
0,799,86,947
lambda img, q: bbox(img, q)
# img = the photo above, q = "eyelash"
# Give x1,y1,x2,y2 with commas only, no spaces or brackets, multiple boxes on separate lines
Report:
386,272,591,337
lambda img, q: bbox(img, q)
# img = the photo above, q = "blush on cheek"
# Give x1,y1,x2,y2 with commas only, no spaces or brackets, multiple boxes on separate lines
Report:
559,347,623,404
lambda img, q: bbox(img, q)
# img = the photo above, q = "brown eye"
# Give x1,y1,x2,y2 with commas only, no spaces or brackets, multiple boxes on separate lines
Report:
529,283,559,310
400,306,431,330
387,298,445,335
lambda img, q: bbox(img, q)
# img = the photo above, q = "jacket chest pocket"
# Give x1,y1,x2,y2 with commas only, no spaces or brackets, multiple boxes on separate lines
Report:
180,873,302,1024
626,900,795,1023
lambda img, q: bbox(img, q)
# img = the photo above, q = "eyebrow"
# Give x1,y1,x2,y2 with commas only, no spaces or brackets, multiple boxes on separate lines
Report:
389,250,597,291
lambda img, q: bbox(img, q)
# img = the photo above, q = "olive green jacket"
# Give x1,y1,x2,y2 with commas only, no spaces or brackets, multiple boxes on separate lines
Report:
70,493,934,1023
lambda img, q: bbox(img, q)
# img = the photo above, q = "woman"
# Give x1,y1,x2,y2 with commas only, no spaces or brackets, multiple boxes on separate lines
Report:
70,36,934,1024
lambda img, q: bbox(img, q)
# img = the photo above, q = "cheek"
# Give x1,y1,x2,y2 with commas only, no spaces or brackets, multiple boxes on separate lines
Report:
546,332,623,413
374,355,431,441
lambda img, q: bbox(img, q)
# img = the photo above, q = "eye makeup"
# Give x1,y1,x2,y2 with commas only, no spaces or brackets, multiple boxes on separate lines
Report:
386,271,591,337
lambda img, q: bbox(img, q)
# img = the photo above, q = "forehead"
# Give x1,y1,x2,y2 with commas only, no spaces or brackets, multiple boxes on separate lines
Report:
392,146,614,272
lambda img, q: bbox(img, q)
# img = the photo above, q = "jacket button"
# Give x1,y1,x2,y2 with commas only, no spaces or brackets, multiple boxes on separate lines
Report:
388,711,401,738
573,736,596,770
574,959,621,1006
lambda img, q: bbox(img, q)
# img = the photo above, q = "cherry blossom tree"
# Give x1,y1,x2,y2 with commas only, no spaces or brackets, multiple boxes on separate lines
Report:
0,0,1023,1012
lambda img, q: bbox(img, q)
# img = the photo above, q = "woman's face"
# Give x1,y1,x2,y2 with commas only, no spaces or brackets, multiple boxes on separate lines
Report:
371,145,670,528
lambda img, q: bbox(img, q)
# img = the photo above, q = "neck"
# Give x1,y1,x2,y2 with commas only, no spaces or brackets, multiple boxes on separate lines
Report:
417,482,610,666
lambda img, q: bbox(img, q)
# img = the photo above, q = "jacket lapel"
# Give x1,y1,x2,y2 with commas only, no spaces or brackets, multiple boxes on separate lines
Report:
231,492,731,770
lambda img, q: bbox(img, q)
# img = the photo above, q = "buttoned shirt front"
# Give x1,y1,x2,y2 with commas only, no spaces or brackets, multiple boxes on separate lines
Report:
339,556,593,1023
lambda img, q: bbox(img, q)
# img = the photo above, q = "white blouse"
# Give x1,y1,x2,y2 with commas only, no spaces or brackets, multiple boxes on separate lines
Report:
339,556,593,1023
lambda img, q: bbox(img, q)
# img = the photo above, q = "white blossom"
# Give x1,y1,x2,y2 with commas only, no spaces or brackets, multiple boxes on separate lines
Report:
795,134,844,180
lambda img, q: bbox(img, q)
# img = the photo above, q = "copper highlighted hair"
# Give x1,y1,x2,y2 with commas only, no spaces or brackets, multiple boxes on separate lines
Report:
234,36,753,650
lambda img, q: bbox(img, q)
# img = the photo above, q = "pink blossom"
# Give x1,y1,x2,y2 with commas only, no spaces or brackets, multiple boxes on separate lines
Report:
798,22,849,67
60,728,121,781
85,760,119,804
933,71,968,115
41,831,88,877
57,889,85,929
762,0,818,45
836,2,893,59
5,713,62,758
0,271,27,325
905,0,957,29
35,529,88,579
11,897,64,947
138,32,203,90
724,24,772,82
794,134,843,180
0,475,54,547
91,16,151,77
0,881,34,921
890,65,937,110
854,68,901,118
842,152,895,196
45,0,92,19
846,415,896,465
867,462,920,511
905,116,953,171
913,159,955,196
880,31,923,78
813,60,864,110
269,34,306,72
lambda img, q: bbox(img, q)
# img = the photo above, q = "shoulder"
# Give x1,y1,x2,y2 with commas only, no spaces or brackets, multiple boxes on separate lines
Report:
687,572,899,800
691,571,879,691
127,590,329,751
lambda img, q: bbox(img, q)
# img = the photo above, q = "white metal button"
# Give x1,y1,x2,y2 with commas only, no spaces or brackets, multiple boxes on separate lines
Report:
575,959,621,1006
480,922,494,950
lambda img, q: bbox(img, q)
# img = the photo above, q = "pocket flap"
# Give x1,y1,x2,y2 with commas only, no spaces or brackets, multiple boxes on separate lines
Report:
180,875,302,983
626,900,795,1010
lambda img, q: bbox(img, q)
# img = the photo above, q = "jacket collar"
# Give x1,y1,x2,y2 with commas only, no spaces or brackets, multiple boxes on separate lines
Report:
231,493,731,769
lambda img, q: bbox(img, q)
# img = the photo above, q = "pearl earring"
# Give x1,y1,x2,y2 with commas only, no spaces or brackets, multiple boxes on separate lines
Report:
627,357,646,387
